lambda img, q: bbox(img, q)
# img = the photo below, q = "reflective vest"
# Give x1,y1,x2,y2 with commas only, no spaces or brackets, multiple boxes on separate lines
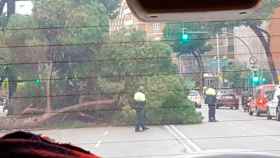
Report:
134,92,146,102
205,88,216,96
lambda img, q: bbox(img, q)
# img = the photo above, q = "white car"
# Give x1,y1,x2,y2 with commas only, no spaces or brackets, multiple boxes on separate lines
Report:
0,97,8,117
267,85,280,120
188,90,202,108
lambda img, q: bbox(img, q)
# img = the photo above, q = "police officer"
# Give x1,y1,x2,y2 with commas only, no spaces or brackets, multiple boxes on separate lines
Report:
205,87,217,122
134,86,149,132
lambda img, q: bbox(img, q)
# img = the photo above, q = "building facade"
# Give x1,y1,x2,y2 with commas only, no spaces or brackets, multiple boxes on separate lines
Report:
234,25,269,69
270,7,280,80
207,27,235,59
110,1,236,86
110,0,165,40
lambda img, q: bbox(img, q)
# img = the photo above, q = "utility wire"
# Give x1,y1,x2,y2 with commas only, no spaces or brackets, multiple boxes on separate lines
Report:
1,33,280,49
1,16,280,31
0,68,277,85
0,51,274,66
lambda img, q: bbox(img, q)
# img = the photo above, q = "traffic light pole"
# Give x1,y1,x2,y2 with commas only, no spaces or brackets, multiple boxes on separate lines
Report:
216,33,221,90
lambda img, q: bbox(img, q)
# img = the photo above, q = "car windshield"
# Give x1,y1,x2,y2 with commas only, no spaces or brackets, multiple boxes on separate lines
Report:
0,0,280,157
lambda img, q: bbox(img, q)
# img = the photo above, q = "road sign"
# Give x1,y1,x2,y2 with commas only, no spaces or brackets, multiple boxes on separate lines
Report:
249,56,257,64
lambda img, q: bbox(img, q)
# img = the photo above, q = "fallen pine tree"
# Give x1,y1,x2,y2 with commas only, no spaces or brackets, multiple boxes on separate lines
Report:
0,100,114,130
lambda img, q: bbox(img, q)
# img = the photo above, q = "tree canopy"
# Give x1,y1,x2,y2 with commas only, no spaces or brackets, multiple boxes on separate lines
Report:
0,0,203,128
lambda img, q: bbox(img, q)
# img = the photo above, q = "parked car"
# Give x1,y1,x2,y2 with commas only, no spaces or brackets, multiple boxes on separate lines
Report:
188,90,202,108
248,84,276,116
216,94,239,110
217,89,235,96
267,85,280,120
0,96,8,117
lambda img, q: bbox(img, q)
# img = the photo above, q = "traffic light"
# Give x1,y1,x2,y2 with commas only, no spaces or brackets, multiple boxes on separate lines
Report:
250,70,267,86
252,76,260,83
251,70,260,86
34,79,41,87
181,33,189,42
180,28,190,44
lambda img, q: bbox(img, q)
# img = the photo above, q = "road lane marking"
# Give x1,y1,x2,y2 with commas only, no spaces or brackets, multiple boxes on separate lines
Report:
170,125,202,152
94,130,109,148
220,116,280,144
94,140,102,148
104,130,109,136
164,125,192,153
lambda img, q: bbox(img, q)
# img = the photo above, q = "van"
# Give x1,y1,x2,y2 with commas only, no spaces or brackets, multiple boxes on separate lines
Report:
267,85,280,120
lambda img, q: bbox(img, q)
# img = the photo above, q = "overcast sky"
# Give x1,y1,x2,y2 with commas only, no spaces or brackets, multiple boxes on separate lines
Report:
16,1,33,15
3,1,33,15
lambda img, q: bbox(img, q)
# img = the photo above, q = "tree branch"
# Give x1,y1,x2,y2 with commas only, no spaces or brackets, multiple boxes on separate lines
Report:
2,100,114,129
192,51,204,94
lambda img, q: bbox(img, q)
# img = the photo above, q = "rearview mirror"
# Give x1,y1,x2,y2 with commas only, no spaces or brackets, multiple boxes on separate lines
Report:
127,0,261,22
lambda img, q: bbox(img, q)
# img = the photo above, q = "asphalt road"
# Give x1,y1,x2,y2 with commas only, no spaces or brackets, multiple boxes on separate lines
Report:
2,106,280,158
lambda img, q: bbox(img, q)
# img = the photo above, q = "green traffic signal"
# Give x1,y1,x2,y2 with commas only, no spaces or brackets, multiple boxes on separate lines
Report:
251,70,260,84
35,79,42,87
181,33,189,44
182,34,189,40
249,70,267,86
252,76,259,83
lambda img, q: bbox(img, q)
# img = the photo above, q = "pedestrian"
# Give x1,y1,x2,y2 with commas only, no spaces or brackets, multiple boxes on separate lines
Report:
134,86,149,132
205,86,217,122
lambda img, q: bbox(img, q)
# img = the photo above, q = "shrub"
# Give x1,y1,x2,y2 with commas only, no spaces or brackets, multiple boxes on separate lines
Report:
112,105,136,125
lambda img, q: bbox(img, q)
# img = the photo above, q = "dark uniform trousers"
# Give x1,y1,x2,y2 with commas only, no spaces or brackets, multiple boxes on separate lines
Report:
208,104,216,121
135,101,145,130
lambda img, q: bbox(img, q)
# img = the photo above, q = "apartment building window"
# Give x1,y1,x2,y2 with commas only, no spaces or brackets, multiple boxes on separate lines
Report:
152,23,161,32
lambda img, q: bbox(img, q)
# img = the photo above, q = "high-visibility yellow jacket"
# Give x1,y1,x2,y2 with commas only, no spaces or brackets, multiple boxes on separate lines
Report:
205,88,216,96
134,92,146,102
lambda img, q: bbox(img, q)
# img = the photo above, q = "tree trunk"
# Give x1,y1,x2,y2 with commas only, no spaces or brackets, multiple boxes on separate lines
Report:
0,0,7,15
198,53,205,92
249,24,278,84
1,100,114,129
46,62,53,113
78,80,88,104
192,51,204,94
7,0,15,17
0,0,15,27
